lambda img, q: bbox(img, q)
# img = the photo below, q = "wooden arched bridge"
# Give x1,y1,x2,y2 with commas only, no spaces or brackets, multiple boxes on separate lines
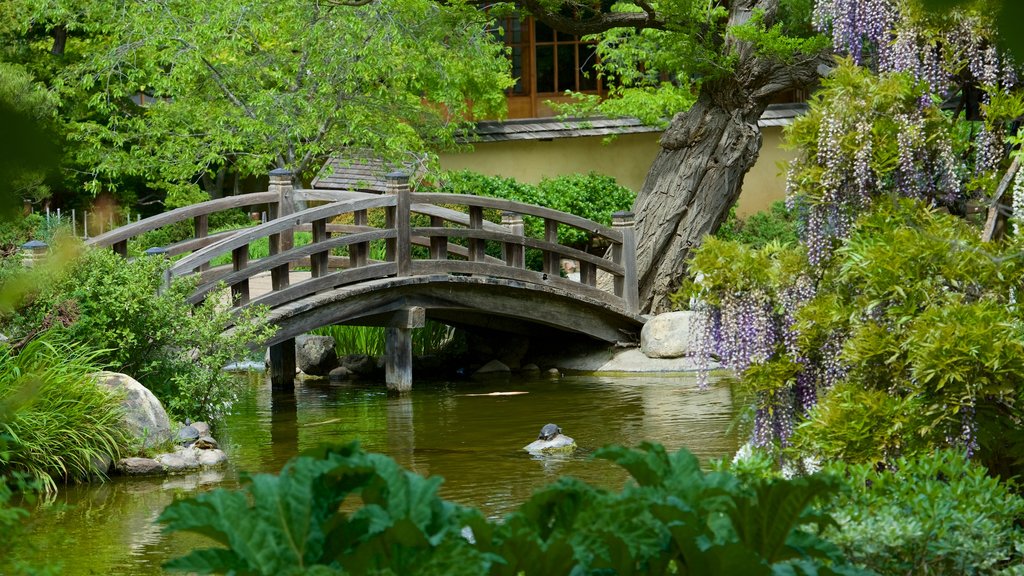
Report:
87,169,645,391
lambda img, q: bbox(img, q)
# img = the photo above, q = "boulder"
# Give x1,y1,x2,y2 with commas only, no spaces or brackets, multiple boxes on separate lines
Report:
115,457,165,476
339,354,378,376
524,434,577,454
329,366,353,380
191,421,212,437
197,449,229,467
640,311,698,359
521,363,541,374
94,371,173,448
296,334,338,376
473,359,510,377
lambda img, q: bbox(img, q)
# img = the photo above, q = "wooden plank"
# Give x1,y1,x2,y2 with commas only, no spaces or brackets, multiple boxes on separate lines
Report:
407,260,625,310
310,218,329,278
170,195,394,278
468,206,484,262
386,327,413,392
189,229,395,303
544,219,558,275
409,227,624,276
247,262,398,310
394,179,411,276
231,245,250,306
429,215,447,260
411,193,623,243
86,192,277,248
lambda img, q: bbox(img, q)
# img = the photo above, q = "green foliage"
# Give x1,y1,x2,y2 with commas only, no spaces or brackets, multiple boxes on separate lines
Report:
312,320,461,359
64,0,511,193
690,198,1024,471
714,201,801,248
6,247,275,421
824,450,1024,575
0,61,59,210
160,442,490,575
161,442,867,575
0,333,129,491
435,170,635,255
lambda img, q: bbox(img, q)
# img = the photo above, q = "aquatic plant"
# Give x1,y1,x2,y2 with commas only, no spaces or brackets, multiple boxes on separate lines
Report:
160,442,868,575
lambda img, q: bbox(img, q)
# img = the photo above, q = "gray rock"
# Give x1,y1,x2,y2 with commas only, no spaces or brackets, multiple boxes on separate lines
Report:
524,434,576,453
155,449,200,473
521,363,541,373
296,334,338,376
91,454,113,476
116,457,165,476
339,354,377,376
640,311,697,359
94,371,173,448
191,421,211,437
474,359,510,377
197,449,228,467
545,368,561,378
329,366,353,380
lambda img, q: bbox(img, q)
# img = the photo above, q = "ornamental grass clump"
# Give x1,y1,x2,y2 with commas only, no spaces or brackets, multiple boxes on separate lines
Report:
0,334,129,491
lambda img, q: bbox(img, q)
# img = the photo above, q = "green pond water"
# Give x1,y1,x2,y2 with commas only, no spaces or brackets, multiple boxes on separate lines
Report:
12,372,741,575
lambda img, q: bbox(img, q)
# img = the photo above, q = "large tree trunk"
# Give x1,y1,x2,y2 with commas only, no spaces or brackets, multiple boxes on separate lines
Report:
633,14,826,312
635,94,766,313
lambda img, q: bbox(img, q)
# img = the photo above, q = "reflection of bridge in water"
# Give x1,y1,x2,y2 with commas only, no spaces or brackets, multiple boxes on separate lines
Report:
87,169,645,391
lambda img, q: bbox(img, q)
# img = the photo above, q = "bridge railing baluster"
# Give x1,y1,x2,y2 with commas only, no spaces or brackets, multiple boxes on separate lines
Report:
543,219,558,275
387,172,411,276
611,211,639,314
269,169,294,296
500,211,524,269
468,206,484,262
194,214,209,272
310,218,329,278
231,244,250,306
429,215,448,260
351,209,368,267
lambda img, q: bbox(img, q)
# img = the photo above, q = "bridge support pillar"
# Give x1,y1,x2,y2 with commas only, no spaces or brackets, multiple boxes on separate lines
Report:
384,306,424,392
269,338,296,390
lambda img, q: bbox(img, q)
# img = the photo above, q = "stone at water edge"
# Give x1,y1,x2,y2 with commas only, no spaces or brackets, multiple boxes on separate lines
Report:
115,457,165,476
94,371,173,448
640,311,697,359
473,359,511,377
296,334,338,376
524,434,577,453
191,421,211,437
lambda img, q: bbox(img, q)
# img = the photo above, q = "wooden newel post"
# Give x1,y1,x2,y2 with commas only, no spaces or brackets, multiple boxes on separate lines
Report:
386,171,411,276
501,211,525,269
268,168,296,390
612,211,639,314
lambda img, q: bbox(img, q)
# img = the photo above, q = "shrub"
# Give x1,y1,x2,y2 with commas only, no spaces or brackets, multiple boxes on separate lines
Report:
6,247,275,422
714,200,800,247
824,451,1024,575
0,334,129,491
160,442,868,575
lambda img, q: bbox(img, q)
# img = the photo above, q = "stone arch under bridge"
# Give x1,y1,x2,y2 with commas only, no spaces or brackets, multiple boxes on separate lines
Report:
87,169,645,391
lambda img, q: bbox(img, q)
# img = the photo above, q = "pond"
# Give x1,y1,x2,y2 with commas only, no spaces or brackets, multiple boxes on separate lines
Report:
13,372,742,575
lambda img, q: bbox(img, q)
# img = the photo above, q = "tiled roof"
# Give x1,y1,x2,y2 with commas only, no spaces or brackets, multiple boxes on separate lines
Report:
312,154,426,192
463,103,809,143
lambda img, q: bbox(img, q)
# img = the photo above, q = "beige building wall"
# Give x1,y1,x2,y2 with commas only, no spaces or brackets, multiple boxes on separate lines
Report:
438,125,795,218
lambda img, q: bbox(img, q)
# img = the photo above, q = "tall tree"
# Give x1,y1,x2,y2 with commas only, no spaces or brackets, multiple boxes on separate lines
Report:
518,0,830,312
4,0,512,203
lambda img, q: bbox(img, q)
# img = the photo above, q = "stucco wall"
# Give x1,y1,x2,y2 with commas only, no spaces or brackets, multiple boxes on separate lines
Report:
438,125,795,218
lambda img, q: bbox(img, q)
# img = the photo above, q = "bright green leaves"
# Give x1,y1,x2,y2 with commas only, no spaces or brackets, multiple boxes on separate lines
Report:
76,0,512,191
160,442,866,575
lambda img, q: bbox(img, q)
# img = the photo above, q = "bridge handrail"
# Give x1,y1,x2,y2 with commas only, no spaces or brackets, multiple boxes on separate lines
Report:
169,194,395,278
409,192,624,244
85,192,279,254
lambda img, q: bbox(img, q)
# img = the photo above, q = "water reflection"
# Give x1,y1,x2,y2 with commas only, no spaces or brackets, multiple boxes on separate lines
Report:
14,373,740,575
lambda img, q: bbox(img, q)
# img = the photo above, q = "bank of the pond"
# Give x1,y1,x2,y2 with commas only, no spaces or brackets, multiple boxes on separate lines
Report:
11,372,740,575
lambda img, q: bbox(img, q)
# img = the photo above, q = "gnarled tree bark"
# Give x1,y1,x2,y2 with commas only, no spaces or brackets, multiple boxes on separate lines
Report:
520,0,828,312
